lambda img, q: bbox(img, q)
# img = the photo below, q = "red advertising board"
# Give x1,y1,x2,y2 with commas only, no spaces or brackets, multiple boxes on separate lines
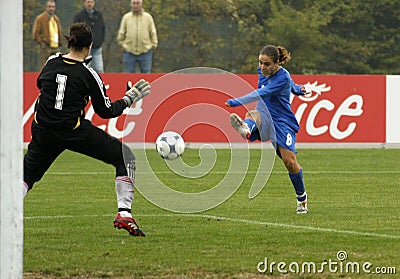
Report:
291,75,385,142
23,72,386,143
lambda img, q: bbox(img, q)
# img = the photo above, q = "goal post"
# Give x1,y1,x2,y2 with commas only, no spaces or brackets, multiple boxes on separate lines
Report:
0,0,24,277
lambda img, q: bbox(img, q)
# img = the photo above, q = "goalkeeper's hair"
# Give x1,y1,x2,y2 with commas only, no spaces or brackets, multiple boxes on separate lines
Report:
259,45,291,65
64,22,93,51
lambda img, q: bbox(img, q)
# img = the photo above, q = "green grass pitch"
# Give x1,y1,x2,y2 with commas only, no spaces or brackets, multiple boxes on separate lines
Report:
23,148,400,278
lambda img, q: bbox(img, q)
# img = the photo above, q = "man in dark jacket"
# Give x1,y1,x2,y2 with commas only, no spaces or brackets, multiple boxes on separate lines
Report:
74,0,106,73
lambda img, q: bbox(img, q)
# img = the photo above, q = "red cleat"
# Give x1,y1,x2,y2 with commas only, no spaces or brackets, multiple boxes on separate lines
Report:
230,113,251,139
113,213,146,236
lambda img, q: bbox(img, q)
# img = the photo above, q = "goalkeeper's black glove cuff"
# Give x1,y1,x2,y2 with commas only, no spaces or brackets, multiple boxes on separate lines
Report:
122,95,133,107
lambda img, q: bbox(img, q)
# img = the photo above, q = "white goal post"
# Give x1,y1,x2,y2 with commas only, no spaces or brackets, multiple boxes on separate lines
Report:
0,0,24,278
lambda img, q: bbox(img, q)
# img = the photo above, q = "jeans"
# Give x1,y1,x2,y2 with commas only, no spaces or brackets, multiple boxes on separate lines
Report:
123,49,153,73
89,47,104,73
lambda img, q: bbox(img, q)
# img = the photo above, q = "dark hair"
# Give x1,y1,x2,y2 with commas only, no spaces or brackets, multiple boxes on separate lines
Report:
259,45,291,65
64,22,92,50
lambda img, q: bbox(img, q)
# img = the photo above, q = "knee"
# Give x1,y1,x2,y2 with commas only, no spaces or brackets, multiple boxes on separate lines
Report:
246,110,261,127
245,110,259,120
122,144,135,163
284,160,301,174
283,157,300,174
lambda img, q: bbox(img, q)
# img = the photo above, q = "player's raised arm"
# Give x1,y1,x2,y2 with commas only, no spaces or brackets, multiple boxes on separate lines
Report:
90,76,150,119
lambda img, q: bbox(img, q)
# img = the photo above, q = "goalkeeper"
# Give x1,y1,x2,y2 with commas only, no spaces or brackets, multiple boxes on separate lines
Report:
23,22,149,236
226,44,309,214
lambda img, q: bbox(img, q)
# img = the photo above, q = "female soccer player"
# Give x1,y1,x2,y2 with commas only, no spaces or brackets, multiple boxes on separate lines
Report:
226,44,308,214
23,22,150,235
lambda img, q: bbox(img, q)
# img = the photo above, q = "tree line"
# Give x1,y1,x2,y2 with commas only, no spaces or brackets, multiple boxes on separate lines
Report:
23,0,400,74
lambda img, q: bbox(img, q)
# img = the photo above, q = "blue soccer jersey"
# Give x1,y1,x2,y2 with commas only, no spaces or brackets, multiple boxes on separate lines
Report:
227,67,300,153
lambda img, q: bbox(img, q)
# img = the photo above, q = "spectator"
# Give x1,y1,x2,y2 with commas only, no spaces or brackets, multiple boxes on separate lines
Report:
117,0,158,73
32,0,63,70
74,0,106,73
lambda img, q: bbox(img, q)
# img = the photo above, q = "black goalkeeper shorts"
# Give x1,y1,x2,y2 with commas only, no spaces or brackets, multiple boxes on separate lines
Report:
24,119,130,189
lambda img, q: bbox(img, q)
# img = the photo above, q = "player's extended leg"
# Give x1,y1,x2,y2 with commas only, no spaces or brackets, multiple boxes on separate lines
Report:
23,122,65,197
244,110,263,142
277,146,308,214
67,120,145,236
113,144,145,236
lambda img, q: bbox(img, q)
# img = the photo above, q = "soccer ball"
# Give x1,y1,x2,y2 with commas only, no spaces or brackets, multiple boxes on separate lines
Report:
155,131,185,160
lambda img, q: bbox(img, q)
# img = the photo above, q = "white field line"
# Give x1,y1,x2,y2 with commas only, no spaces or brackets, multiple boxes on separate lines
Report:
24,213,400,240
45,170,400,175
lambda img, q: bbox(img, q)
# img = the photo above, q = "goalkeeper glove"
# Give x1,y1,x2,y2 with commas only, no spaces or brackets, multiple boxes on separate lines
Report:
123,79,151,106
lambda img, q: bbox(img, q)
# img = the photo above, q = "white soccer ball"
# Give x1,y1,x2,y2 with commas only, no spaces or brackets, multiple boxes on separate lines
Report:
155,131,185,160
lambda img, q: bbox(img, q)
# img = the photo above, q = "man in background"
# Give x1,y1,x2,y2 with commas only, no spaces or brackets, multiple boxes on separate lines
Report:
32,0,63,70
117,0,158,73
74,0,106,73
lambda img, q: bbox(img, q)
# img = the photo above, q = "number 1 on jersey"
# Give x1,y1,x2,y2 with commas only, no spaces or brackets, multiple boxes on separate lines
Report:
55,74,67,110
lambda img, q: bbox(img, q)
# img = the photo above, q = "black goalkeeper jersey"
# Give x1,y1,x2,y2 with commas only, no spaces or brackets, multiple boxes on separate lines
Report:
35,53,127,130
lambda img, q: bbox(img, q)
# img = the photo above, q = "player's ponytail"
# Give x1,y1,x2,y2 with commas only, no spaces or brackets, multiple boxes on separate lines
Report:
277,46,291,65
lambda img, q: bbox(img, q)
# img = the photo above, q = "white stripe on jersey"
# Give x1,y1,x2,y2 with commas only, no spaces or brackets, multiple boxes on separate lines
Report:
85,64,111,108
45,52,62,66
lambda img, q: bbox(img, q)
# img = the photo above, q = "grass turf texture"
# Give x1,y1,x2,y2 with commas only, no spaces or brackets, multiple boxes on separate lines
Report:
24,148,400,278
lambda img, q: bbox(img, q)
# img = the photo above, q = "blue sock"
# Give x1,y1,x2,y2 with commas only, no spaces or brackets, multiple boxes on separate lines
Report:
243,119,257,132
289,169,307,202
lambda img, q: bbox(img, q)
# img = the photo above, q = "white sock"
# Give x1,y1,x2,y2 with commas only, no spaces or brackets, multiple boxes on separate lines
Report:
22,181,29,198
118,211,132,218
115,176,134,214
